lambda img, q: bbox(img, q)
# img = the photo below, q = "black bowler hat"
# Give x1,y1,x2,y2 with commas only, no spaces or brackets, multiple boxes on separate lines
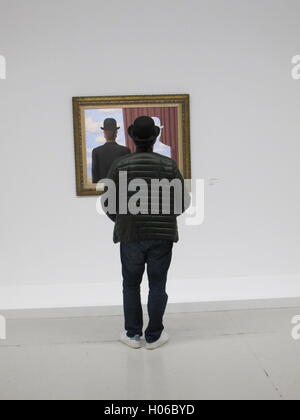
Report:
100,118,120,130
128,116,160,141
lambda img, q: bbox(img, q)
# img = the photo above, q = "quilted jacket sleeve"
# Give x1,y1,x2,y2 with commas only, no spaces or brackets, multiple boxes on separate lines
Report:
172,160,191,216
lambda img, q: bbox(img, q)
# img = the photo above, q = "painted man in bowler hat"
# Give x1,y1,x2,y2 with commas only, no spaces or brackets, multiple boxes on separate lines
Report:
92,118,130,184
101,116,191,350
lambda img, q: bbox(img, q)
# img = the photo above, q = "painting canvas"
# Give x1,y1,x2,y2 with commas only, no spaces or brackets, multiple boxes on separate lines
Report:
73,94,191,196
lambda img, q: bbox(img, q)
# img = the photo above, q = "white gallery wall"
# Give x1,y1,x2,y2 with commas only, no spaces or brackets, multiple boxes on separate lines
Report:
0,0,300,310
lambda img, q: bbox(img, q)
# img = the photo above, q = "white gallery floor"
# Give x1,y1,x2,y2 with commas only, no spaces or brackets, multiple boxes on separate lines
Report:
0,307,300,400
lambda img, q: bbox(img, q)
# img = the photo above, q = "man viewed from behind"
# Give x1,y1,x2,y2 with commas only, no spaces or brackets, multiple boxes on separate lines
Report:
92,118,130,183
101,116,191,350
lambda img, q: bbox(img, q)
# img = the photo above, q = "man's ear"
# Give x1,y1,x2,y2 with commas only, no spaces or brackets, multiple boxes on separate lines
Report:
128,125,134,138
154,126,160,137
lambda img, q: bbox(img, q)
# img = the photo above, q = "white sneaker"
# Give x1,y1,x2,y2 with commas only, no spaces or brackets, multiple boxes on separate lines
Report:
119,331,142,349
145,331,169,350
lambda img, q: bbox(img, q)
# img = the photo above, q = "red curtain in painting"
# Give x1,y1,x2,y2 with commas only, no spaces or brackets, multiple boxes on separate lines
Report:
122,106,179,162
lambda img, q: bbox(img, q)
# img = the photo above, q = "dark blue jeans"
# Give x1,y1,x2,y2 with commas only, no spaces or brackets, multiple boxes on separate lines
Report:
120,240,174,343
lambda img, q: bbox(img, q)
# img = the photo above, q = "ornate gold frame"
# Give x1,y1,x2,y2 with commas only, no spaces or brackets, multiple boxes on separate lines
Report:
73,93,191,196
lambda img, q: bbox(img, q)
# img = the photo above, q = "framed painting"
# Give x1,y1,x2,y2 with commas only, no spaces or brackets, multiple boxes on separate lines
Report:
73,94,191,196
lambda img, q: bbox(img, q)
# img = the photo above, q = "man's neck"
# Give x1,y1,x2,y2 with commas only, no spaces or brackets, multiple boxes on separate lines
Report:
136,146,153,153
106,139,116,143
